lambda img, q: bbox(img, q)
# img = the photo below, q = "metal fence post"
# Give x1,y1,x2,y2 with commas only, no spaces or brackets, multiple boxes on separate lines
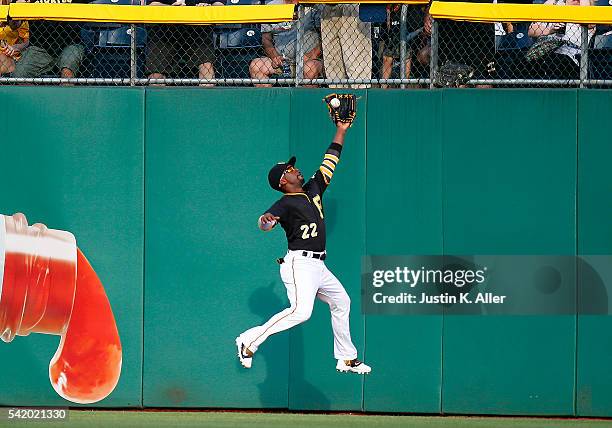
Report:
399,4,407,89
580,24,589,88
295,4,305,87
429,19,438,89
130,23,137,86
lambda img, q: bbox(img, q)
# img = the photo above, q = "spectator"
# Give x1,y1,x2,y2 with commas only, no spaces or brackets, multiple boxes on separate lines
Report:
146,0,224,85
0,18,29,75
415,10,432,72
249,0,322,87
321,4,372,89
380,4,427,88
11,0,88,79
528,0,594,79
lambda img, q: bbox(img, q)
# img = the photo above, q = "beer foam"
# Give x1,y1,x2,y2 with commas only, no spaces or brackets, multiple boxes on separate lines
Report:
5,233,75,262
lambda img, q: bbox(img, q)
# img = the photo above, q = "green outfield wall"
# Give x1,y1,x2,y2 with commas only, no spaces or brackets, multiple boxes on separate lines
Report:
0,87,610,417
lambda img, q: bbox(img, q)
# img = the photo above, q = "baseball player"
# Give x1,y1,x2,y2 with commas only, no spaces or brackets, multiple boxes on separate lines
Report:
236,94,371,375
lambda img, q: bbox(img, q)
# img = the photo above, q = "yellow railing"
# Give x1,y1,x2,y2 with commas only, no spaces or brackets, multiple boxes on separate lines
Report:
299,0,429,4
429,1,612,24
4,2,295,24
4,1,612,24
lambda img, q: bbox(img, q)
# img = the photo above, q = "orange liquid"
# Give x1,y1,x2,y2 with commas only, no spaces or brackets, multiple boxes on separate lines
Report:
0,246,122,404
0,252,75,341
49,249,122,404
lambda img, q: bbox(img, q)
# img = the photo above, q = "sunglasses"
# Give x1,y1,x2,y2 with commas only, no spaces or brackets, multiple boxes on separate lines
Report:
279,165,295,186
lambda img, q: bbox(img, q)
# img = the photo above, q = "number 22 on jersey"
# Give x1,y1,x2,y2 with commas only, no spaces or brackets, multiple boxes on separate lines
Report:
300,223,318,239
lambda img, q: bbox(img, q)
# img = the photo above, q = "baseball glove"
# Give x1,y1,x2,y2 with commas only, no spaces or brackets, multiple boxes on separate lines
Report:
324,93,357,127
434,62,475,88
525,35,565,62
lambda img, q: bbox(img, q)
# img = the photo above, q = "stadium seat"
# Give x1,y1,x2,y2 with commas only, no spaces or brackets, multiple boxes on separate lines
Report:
216,27,262,79
359,4,387,23
218,27,262,49
80,0,146,78
589,34,612,80
81,25,147,78
495,24,534,80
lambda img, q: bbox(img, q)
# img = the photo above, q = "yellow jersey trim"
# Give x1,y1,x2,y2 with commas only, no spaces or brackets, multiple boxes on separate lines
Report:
324,153,340,163
284,192,311,202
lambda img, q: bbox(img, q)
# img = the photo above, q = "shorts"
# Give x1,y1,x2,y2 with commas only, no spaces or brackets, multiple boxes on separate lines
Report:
12,44,84,78
145,25,215,77
383,43,413,61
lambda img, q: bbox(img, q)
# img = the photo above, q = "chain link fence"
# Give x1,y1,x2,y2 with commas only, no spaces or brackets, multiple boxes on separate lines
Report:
0,1,610,87
434,0,610,88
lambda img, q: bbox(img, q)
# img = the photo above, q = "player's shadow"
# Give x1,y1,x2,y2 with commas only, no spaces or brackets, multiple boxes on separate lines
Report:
289,325,331,409
578,257,609,315
248,282,330,409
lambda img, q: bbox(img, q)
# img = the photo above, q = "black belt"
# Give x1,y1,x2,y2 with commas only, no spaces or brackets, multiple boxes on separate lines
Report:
302,251,326,260
277,251,327,264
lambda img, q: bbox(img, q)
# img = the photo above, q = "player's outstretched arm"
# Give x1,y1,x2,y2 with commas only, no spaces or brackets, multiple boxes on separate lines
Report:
317,123,349,187
333,122,350,147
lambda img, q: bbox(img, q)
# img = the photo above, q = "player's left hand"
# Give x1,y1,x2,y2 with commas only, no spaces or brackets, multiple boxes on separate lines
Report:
323,93,357,128
336,121,351,132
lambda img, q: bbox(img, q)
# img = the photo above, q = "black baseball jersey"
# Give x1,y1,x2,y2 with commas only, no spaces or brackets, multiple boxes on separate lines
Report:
266,143,342,252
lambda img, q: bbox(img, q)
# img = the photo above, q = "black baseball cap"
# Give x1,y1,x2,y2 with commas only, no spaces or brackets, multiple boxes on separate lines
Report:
268,156,296,191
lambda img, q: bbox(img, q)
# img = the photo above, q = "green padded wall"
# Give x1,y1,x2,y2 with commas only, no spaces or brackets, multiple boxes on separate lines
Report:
440,90,577,415
0,87,611,415
287,90,366,411
363,90,443,413
0,87,144,407
143,88,291,408
576,90,612,417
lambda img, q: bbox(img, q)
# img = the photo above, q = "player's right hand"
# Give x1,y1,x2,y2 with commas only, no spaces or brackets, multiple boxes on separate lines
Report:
261,213,280,224
259,213,279,232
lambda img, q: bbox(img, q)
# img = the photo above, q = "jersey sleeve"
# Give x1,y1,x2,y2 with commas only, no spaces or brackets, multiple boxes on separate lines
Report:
309,142,343,194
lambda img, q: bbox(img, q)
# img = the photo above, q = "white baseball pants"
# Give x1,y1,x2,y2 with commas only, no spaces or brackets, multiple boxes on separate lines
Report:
240,250,358,360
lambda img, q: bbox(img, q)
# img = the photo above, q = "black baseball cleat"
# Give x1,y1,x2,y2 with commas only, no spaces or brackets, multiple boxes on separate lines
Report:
336,358,371,374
